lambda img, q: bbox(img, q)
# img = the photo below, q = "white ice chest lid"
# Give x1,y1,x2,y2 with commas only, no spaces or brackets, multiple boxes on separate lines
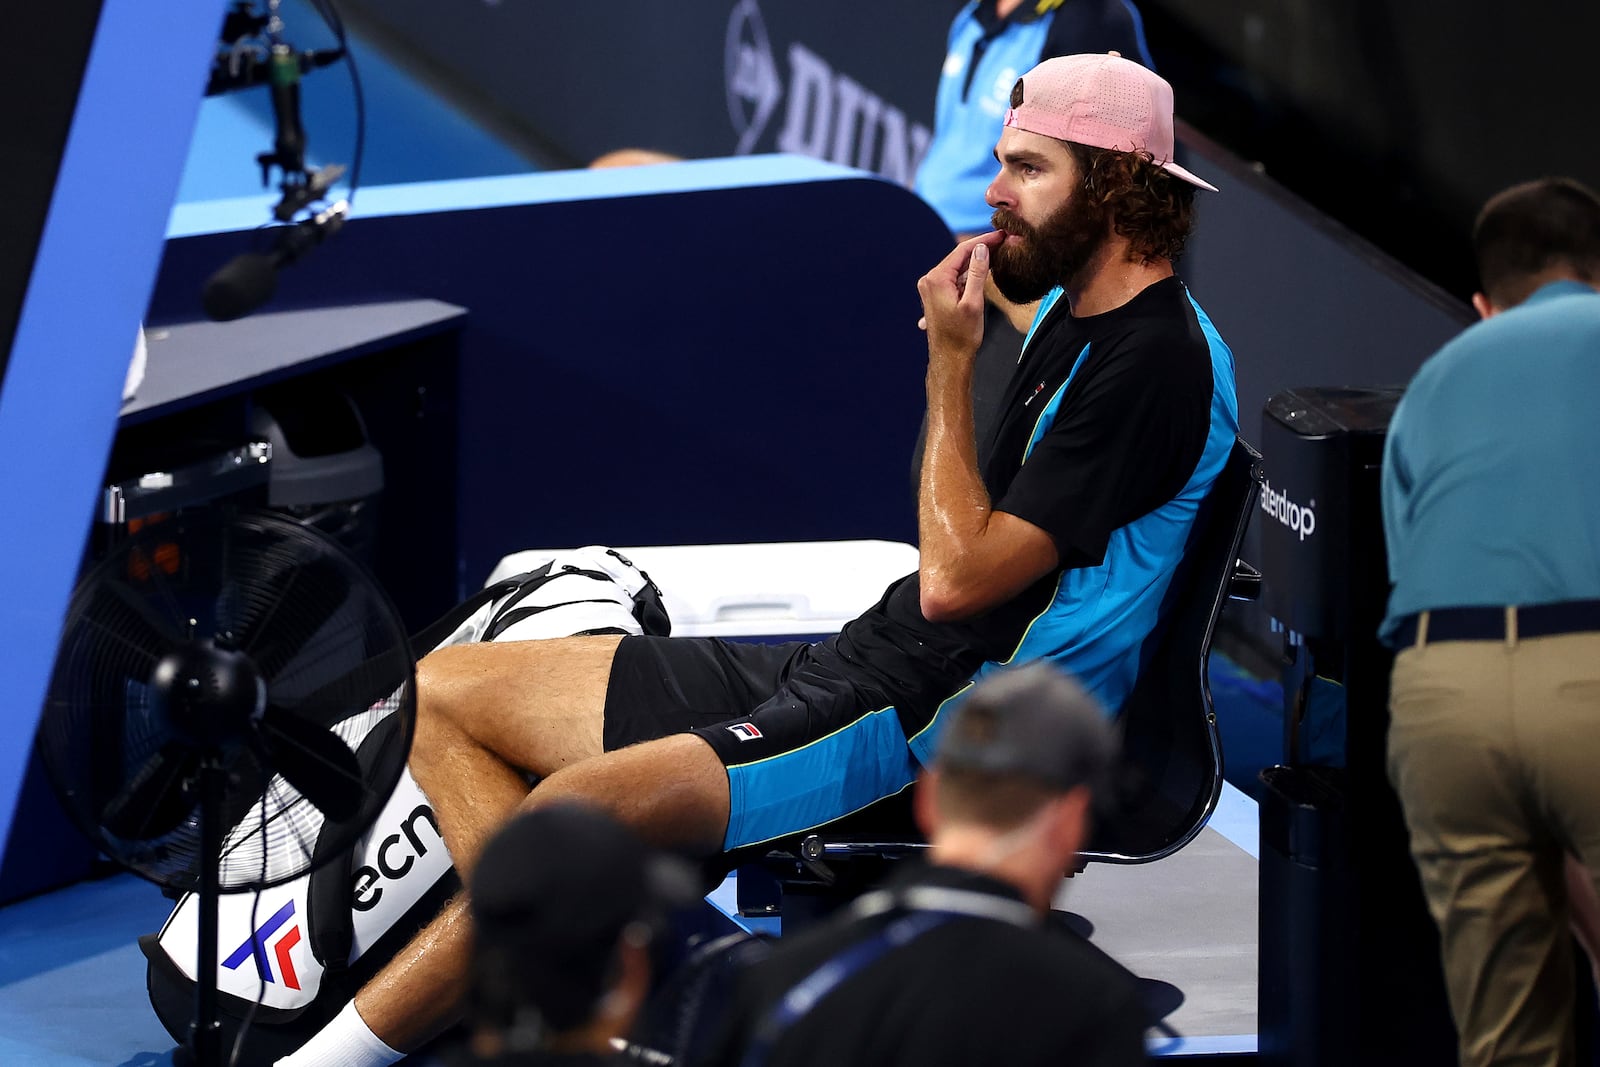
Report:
487,540,920,638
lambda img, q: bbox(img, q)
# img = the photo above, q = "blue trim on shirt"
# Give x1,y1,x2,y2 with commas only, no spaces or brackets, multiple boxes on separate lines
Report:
1023,343,1092,461
910,284,1239,764
1023,287,1067,352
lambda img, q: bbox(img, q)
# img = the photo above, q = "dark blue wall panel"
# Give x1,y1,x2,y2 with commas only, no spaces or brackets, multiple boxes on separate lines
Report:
148,160,952,594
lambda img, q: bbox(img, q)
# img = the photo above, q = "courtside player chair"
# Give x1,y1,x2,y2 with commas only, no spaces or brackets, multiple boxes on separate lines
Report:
733,437,1265,918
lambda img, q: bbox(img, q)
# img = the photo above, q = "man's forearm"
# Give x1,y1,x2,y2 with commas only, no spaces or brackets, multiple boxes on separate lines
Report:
918,349,994,614
914,232,1055,620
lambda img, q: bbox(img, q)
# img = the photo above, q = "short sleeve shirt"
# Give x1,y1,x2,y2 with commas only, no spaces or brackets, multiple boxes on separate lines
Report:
822,276,1234,739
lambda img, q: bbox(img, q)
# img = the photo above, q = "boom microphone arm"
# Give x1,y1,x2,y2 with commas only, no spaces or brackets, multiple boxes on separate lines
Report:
197,0,361,320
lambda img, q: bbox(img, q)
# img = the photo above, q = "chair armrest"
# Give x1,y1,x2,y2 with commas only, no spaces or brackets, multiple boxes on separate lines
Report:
1228,559,1262,602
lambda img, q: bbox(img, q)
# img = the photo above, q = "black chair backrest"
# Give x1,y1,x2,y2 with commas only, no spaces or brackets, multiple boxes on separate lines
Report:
1079,435,1263,863
726,437,1263,888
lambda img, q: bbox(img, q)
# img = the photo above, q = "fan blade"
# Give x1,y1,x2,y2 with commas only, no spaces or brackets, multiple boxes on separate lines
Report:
100,743,201,841
230,556,353,683
80,578,183,672
288,645,412,730
256,706,364,821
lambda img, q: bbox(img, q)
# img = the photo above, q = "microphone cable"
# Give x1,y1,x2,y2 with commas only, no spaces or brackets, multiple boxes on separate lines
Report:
303,0,364,210
199,0,368,322
226,784,271,1067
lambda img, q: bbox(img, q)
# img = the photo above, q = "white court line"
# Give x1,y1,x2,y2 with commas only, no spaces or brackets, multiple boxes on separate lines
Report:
1150,1033,1258,1055
1206,779,1259,859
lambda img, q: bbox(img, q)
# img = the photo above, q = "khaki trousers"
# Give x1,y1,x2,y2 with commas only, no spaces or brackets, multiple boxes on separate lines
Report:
1388,614,1600,1067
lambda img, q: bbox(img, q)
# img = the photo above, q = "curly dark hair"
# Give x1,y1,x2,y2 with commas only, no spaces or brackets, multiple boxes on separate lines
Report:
1065,142,1196,264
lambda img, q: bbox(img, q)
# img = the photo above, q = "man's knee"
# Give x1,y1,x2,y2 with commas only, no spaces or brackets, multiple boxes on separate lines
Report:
531,734,730,854
411,636,619,776
415,643,489,724
415,635,618,724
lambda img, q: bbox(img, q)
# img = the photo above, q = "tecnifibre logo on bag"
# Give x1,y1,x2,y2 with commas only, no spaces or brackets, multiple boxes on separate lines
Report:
1261,480,1317,541
351,803,446,913
223,899,303,990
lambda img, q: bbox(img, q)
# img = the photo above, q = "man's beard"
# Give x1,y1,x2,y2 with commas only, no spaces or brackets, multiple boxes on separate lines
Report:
990,194,1110,304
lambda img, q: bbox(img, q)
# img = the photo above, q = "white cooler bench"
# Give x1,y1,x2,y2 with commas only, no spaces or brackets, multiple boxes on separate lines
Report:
487,540,919,641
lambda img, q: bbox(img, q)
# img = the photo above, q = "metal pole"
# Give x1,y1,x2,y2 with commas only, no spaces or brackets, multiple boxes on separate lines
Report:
190,760,225,1067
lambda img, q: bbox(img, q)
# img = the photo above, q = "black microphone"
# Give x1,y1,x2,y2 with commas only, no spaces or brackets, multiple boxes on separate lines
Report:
201,201,349,322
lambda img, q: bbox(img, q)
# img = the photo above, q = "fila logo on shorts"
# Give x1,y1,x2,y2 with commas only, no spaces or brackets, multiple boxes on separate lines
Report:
726,722,764,741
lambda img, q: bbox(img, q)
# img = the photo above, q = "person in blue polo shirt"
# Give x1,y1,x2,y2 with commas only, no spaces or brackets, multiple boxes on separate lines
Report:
1380,176,1600,1067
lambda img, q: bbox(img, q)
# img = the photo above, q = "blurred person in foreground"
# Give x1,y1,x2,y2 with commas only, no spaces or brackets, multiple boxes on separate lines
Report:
697,662,1146,1067
458,803,698,1067
1380,176,1600,1067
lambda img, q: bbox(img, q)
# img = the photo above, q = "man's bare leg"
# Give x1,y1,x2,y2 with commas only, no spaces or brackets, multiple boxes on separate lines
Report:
287,636,732,1062
407,636,622,866
522,732,731,848
278,636,622,1062
351,732,730,1053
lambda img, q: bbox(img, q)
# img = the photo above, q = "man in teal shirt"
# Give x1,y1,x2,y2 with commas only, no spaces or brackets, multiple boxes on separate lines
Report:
1381,176,1600,1067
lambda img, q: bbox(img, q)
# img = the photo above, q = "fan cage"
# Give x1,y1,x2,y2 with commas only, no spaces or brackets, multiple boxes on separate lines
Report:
38,509,416,893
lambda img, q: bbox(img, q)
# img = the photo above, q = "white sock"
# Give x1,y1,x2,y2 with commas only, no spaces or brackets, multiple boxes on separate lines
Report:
274,999,404,1067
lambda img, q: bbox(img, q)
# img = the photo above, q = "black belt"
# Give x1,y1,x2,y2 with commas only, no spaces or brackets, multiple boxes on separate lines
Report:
1394,600,1600,645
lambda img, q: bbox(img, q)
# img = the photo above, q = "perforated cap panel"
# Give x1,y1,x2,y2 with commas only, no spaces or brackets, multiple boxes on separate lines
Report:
1003,53,1218,192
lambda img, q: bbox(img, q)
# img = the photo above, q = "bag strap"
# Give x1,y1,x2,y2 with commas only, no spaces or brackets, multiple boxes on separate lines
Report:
482,558,672,641
292,565,559,968
293,556,669,968
482,565,618,642
304,713,408,970
290,566,557,721
413,564,552,654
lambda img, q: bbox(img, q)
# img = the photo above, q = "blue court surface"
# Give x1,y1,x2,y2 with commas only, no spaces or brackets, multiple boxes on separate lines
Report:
0,784,1259,1064
1,644,1279,1064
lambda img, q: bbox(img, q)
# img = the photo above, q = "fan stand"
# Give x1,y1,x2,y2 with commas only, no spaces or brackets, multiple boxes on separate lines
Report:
153,638,268,1067
173,755,227,1067
39,509,414,1067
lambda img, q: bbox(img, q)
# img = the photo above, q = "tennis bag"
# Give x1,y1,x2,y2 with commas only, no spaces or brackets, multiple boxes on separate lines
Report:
140,547,670,1064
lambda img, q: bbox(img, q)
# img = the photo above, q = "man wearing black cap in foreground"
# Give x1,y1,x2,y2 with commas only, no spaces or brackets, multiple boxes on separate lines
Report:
460,803,698,1066
697,662,1146,1067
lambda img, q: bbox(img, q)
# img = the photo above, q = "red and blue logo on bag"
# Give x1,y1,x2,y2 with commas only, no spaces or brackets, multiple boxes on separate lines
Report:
222,900,303,990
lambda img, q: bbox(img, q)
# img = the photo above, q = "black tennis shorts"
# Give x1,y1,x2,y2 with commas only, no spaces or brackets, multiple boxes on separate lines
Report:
601,635,924,849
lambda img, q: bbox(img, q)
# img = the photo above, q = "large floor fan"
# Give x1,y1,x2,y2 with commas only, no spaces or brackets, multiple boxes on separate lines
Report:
36,509,415,1067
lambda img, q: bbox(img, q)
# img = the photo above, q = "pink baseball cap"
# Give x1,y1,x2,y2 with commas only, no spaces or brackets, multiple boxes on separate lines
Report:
1003,53,1218,193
